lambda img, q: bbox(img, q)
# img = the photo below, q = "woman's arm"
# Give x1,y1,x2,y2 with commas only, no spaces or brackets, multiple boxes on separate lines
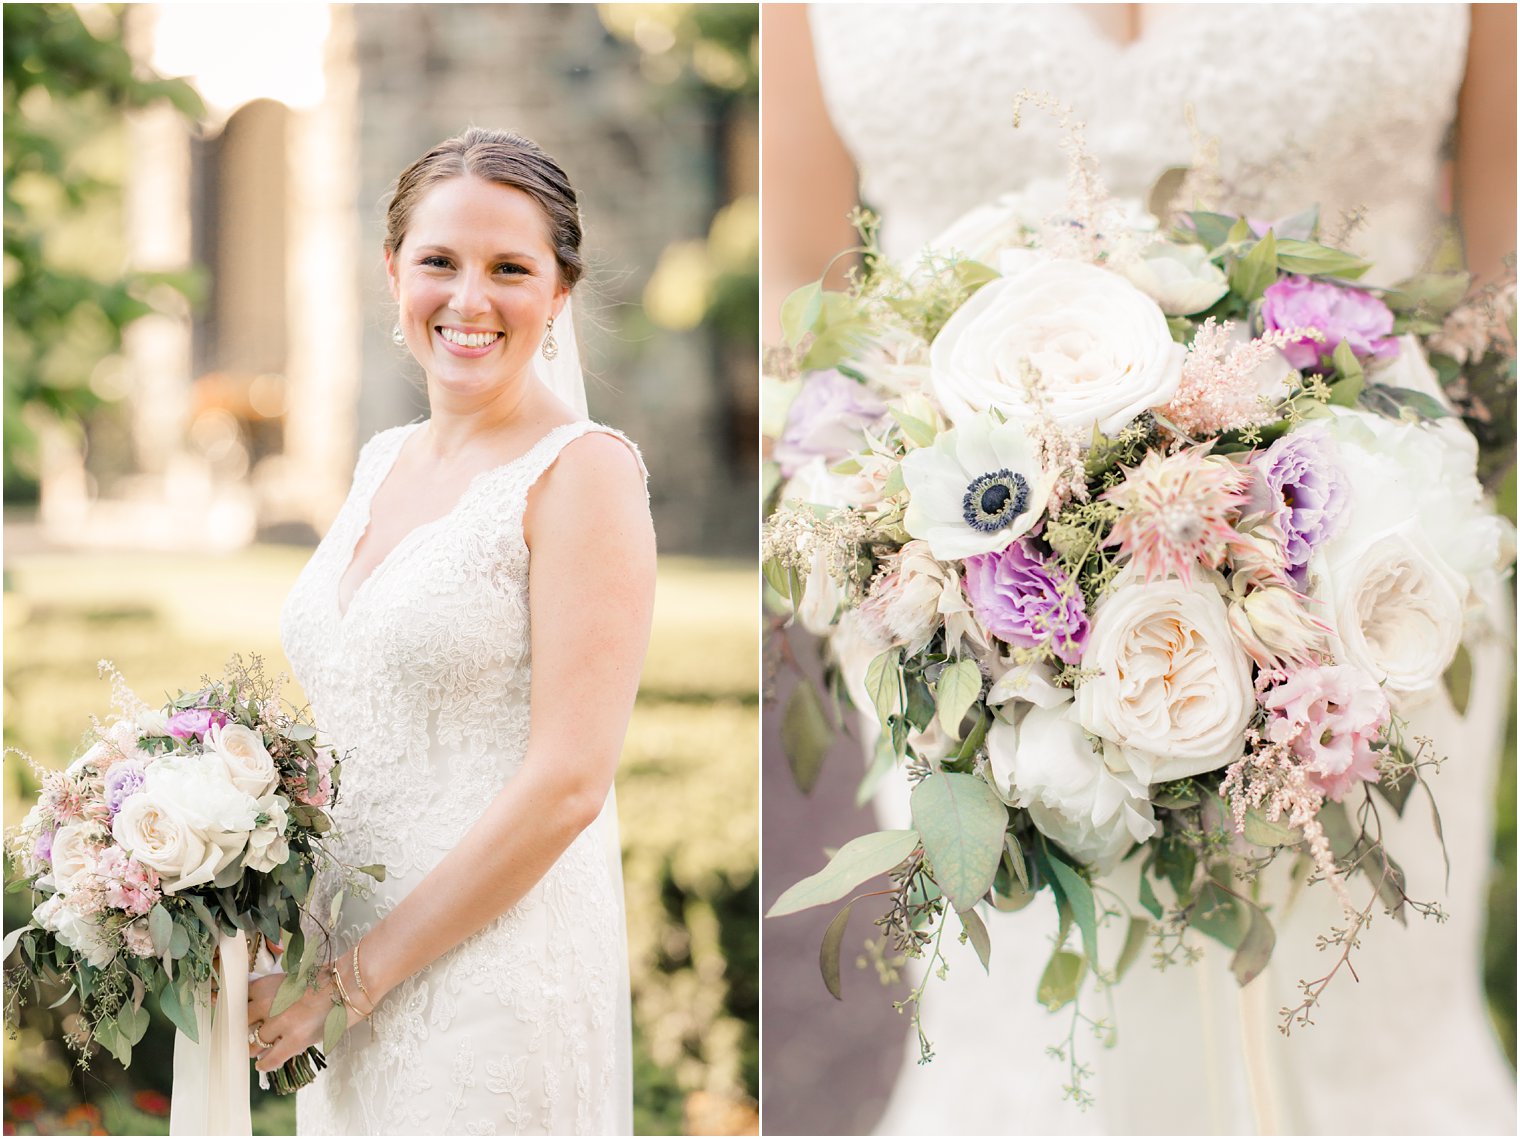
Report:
761,3,861,341
248,433,655,1070
1454,3,1517,285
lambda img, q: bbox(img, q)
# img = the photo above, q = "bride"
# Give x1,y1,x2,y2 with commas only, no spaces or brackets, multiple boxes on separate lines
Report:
246,128,655,1135
763,4,1515,1134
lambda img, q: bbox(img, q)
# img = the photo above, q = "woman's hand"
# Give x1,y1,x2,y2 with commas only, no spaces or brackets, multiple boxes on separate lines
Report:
245,969,362,1074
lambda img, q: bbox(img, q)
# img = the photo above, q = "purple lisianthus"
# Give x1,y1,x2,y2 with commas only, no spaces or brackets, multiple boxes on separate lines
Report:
1257,430,1348,583
1260,275,1399,373
103,760,148,817
963,539,1089,665
166,707,229,741
774,370,888,478
33,824,56,865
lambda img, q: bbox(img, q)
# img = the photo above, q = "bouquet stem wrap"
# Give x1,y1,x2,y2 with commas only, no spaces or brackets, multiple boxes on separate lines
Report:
170,930,252,1136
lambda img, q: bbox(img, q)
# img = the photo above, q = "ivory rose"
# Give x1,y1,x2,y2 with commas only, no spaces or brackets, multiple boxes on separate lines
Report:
204,722,279,799
1076,575,1253,783
47,823,100,890
929,258,1184,436
111,755,256,894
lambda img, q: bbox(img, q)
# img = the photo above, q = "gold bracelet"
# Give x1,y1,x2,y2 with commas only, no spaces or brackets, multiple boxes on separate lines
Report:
330,959,358,1013
350,945,376,1016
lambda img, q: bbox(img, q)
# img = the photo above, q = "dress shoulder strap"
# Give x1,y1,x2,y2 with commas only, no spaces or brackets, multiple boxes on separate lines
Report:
517,420,650,500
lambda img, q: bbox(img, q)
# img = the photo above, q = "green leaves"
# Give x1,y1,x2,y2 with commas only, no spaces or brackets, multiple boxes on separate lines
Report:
767,829,921,917
322,1001,348,1055
864,649,904,725
1229,229,1277,303
933,659,982,739
909,773,1007,913
782,679,834,796
1037,949,1086,1011
1273,239,1371,279
780,281,823,347
1241,810,1303,848
960,907,992,973
818,901,855,999
148,904,173,957
1043,847,1101,970
890,407,937,448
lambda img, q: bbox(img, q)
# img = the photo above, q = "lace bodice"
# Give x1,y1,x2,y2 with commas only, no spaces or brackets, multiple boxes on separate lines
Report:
811,3,1468,283
280,419,641,1135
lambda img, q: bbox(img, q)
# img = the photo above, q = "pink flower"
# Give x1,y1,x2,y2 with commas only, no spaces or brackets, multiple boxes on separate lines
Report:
166,707,230,741
1261,665,1390,801
1260,276,1399,373
286,747,337,808
94,846,161,916
1103,446,1251,585
122,920,156,958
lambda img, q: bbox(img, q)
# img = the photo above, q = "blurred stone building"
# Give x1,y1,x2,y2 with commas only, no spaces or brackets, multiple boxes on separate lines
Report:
72,4,755,555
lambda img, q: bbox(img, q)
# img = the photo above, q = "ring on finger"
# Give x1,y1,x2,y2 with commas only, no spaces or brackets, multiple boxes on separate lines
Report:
250,1023,272,1050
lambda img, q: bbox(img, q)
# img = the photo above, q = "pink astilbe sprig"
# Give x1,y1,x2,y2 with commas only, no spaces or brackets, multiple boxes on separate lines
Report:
1161,318,1324,438
1019,359,1088,511
1101,444,1251,584
1221,732,1354,915
1011,90,1127,265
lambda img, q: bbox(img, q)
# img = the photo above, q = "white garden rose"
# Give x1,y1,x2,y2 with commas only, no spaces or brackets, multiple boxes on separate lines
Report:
112,755,256,894
1119,241,1229,315
1076,575,1253,783
136,709,171,737
986,703,1157,872
925,180,1067,263
48,823,100,890
35,894,117,968
204,722,279,799
244,794,291,874
930,258,1185,436
1316,531,1465,696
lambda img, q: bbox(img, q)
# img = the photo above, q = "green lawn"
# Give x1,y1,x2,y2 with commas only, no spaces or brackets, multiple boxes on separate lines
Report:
2,546,758,1135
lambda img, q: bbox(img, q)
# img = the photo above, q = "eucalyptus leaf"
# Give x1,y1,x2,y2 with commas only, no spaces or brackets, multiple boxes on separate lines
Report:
1274,239,1372,279
212,857,245,889
168,922,190,960
934,659,982,739
1331,338,1364,389
952,706,991,763
904,675,936,734
780,280,823,348
356,864,387,883
283,723,317,742
1037,949,1086,1011
1139,873,1164,921
1382,271,1470,316
891,407,938,449
783,679,834,795
157,976,199,1042
48,983,77,1010
960,907,992,973
910,772,1007,913
121,1000,151,1046
270,967,309,1019
864,649,904,726
819,901,855,1000
1242,810,1303,848
1192,881,1248,950
1225,216,1253,245
768,829,921,917
1114,917,1150,981
148,904,173,956
762,558,794,603
882,463,905,498
1006,833,1030,892
1188,211,1238,249
1361,383,1450,422
1,924,28,962
323,1000,348,1054
1043,849,1101,971
1231,899,1276,986
952,259,1001,292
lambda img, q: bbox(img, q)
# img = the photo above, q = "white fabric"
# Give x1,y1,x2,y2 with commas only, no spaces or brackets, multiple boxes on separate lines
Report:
170,930,252,1136
534,300,589,419
807,4,1516,1134
280,416,645,1135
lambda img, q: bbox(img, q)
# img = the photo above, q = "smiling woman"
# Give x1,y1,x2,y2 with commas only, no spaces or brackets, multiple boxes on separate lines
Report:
260,128,656,1135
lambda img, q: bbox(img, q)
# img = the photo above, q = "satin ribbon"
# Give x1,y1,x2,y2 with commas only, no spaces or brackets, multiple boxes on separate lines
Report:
170,930,252,1136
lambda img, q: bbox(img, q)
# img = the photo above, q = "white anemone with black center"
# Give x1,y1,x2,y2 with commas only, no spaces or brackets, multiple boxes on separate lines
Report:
900,412,1054,561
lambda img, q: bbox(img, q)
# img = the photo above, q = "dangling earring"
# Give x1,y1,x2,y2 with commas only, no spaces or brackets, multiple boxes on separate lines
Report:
541,317,559,361
391,322,406,346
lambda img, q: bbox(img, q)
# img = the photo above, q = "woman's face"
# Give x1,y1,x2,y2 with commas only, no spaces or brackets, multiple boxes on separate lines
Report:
385,174,568,402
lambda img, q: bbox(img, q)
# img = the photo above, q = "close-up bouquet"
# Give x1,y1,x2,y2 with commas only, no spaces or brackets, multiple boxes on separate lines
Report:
763,99,1515,1102
3,656,380,1113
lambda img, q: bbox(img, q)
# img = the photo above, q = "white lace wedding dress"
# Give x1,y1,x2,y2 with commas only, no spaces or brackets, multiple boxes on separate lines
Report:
809,4,1515,1134
280,419,638,1135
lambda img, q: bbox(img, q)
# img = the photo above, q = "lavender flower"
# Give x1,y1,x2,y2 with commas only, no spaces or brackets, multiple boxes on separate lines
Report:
33,825,56,865
1260,275,1399,373
166,707,229,741
1257,431,1348,583
103,760,147,817
963,539,1089,665
774,370,888,478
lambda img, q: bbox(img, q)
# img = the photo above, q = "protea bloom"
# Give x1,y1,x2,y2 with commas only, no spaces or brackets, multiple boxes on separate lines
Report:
1103,445,1250,585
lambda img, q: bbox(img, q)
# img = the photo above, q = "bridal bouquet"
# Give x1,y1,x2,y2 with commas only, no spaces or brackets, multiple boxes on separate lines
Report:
4,657,380,1096
763,101,1515,1099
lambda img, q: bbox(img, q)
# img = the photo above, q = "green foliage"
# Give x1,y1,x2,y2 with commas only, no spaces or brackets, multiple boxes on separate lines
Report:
3,4,205,501
766,829,920,917
908,773,1006,913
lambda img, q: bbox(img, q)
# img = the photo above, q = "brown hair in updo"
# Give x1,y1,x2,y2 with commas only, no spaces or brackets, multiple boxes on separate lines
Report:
384,127,583,290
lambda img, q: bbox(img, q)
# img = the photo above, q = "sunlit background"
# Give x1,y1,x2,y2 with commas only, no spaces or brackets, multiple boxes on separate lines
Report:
3,3,758,1134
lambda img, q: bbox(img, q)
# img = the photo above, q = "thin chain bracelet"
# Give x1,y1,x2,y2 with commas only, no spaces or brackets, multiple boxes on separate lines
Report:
350,945,377,1017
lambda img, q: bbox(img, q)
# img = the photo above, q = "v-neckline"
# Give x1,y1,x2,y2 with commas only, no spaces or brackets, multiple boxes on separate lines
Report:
334,419,582,622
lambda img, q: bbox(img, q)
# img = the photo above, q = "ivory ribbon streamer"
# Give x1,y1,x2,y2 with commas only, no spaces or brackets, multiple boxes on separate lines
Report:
170,930,252,1136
